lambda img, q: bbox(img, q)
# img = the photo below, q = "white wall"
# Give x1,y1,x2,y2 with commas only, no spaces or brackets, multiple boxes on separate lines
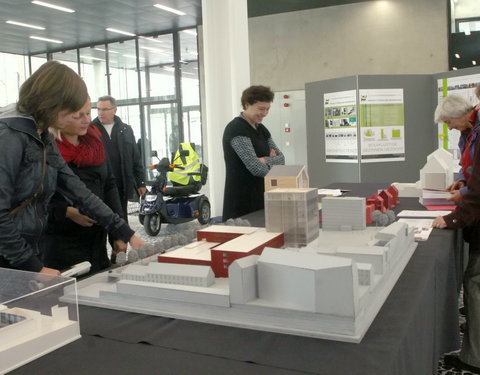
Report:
454,0,480,19
248,0,448,91
263,90,308,167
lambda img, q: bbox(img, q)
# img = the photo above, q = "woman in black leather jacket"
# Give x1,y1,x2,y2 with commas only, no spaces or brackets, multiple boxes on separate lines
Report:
0,60,144,275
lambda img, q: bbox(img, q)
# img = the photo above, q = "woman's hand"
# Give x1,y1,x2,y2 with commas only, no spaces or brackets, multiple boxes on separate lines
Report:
447,190,462,202
432,216,447,229
129,235,146,249
446,181,465,191
112,239,128,255
39,267,61,275
66,207,96,227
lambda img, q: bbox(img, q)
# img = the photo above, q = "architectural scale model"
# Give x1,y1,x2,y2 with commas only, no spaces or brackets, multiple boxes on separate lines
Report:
393,148,454,197
264,165,309,192
0,268,80,373
66,217,417,343
419,147,454,190
322,196,365,231
265,187,319,247
0,305,80,373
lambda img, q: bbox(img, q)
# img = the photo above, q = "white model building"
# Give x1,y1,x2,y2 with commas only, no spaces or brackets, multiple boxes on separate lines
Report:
418,147,454,190
322,196,366,230
264,165,309,192
0,305,80,374
265,187,319,247
257,248,358,316
393,147,454,197
121,262,215,287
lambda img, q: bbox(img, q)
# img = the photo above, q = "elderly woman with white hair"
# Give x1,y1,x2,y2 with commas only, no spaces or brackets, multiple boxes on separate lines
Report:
432,92,480,372
434,94,479,202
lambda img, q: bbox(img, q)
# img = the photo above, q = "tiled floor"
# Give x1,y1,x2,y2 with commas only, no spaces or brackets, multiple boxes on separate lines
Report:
437,312,480,375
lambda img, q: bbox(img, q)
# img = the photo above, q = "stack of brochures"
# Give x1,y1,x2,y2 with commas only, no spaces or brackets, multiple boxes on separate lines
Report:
419,189,455,206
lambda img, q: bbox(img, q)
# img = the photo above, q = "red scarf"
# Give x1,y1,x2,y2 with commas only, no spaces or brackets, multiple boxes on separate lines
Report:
56,125,106,167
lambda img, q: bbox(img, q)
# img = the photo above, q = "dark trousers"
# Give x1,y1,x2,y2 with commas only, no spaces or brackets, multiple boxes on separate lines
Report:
460,225,480,367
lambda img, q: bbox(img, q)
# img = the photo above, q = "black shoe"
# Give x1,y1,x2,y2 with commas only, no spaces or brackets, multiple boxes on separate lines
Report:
444,353,480,374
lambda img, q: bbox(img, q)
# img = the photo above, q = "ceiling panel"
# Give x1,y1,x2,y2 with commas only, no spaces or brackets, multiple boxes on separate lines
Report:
0,0,202,55
0,0,374,56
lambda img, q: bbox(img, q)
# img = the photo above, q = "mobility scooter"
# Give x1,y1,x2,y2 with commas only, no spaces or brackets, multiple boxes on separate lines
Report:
140,143,210,236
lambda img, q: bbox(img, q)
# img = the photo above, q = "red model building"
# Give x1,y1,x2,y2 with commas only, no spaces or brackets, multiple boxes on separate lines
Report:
158,225,284,277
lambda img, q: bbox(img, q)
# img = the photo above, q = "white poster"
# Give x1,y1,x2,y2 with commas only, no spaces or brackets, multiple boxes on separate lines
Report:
359,89,405,163
323,90,358,163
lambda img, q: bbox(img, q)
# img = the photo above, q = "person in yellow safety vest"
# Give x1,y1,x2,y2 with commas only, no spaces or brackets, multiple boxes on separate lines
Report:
169,143,202,186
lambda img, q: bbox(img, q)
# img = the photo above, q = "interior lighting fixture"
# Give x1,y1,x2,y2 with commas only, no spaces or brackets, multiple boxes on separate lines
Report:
31,0,75,13
139,36,163,44
455,53,460,58
140,46,168,55
80,55,105,62
122,54,145,61
153,4,186,16
94,47,119,54
30,35,63,44
6,20,45,30
106,28,136,37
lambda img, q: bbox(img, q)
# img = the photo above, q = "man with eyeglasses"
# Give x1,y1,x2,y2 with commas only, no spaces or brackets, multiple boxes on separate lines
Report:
92,95,146,226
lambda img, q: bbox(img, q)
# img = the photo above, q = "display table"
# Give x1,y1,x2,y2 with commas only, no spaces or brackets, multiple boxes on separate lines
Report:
10,184,461,375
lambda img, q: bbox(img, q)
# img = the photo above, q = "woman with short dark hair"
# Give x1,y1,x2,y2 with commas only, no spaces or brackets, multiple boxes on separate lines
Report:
222,85,285,220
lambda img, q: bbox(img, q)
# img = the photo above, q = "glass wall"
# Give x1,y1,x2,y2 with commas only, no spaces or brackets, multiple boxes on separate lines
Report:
30,54,47,74
108,39,140,102
450,1,480,70
0,28,201,186
179,29,201,155
0,53,28,107
79,45,108,102
139,35,176,100
51,50,79,73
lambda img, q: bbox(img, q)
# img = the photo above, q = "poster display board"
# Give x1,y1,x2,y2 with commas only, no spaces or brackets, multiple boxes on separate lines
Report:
359,89,405,163
323,90,358,163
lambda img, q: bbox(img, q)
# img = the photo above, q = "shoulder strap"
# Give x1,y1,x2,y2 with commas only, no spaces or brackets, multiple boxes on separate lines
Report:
9,146,47,218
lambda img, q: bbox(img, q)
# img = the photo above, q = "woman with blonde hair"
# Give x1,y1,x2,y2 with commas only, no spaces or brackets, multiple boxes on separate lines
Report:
43,97,128,272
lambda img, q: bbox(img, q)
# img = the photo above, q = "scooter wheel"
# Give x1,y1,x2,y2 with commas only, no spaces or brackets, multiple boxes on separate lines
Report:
198,200,211,225
144,213,162,236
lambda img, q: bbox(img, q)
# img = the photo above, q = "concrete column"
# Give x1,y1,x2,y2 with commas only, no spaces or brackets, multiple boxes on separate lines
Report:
201,0,250,218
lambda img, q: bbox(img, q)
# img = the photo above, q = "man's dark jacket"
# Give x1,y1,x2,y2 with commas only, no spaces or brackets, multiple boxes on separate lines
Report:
92,115,145,201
